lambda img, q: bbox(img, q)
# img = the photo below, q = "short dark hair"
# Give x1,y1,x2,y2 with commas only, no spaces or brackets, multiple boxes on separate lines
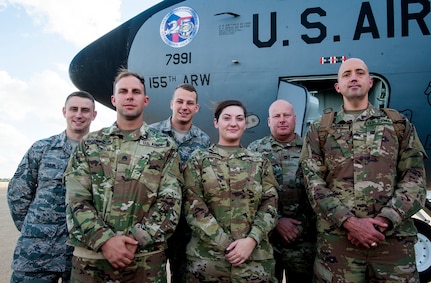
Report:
113,67,146,94
214,100,247,121
65,91,95,106
174,83,198,102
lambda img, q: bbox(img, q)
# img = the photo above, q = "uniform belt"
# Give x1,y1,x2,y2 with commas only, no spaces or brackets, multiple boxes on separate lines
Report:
73,246,164,260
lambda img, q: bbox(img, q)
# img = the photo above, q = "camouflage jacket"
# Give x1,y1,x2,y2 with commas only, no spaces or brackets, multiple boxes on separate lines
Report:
65,123,183,253
183,144,279,260
149,117,211,167
7,131,74,272
248,134,316,241
300,104,427,237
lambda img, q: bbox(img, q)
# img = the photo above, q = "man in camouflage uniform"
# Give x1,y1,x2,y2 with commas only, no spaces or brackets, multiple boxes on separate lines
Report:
7,91,97,283
183,100,279,282
149,83,210,283
300,58,427,282
149,83,211,167
248,99,316,283
64,69,183,283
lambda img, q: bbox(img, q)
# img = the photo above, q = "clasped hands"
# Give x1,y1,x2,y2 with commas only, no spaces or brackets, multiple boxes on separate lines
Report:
101,234,139,268
276,217,302,245
224,237,257,266
343,216,389,249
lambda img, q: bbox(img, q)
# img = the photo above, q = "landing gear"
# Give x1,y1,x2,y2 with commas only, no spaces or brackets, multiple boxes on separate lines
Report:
415,216,431,282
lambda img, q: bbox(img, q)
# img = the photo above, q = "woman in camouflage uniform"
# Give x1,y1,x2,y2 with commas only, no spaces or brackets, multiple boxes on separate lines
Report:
183,100,279,282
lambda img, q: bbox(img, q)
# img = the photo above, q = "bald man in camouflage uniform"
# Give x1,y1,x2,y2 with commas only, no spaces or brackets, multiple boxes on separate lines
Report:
8,91,97,283
248,99,316,283
65,69,183,283
300,58,427,282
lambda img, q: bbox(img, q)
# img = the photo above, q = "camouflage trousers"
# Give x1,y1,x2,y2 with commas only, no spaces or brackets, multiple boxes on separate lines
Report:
273,240,315,283
10,271,70,283
185,255,276,283
70,250,167,283
314,234,419,283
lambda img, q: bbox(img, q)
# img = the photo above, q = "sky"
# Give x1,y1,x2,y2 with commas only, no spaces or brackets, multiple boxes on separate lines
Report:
0,0,162,178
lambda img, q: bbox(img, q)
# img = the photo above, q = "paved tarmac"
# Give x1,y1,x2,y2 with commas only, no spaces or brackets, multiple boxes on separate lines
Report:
0,185,19,283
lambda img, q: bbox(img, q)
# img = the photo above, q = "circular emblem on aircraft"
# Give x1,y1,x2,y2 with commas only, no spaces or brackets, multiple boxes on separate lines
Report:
160,6,199,48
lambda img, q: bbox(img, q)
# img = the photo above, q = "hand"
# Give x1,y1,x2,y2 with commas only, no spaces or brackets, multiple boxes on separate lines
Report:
224,237,257,266
275,217,302,244
374,216,391,233
101,235,139,268
343,217,386,249
126,234,138,254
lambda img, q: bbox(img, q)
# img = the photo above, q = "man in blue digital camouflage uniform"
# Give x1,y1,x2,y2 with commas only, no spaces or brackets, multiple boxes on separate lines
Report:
300,58,427,282
149,83,210,282
8,91,97,283
149,83,210,167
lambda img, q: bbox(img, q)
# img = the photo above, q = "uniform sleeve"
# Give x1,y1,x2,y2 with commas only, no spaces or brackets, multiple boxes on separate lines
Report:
65,141,115,251
7,145,39,231
246,140,258,152
204,135,211,148
299,124,354,227
183,155,234,253
247,158,279,244
379,121,427,227
131,149,183,248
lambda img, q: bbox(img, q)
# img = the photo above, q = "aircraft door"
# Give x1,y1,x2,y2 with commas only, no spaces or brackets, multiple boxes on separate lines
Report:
277,81,319,136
